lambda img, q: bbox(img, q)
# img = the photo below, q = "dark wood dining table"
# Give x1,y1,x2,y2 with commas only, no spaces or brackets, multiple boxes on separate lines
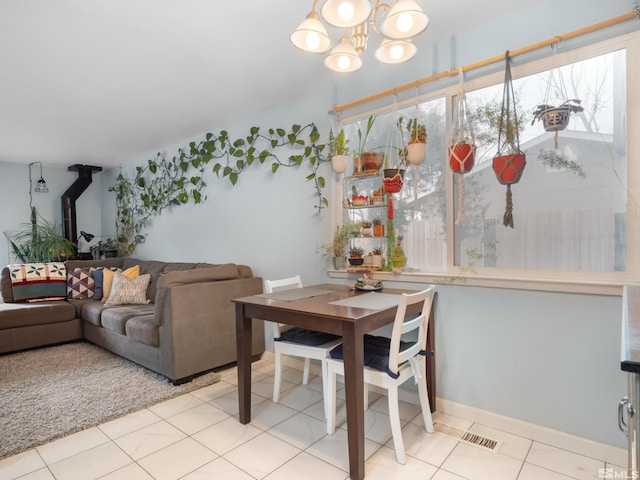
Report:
233,283,436,480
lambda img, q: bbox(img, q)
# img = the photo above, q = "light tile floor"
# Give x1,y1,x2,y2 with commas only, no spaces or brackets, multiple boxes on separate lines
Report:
0,355,626,480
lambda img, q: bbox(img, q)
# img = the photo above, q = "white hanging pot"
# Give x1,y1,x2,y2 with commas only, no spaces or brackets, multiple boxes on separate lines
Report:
331,154,347,174
407,142,426,165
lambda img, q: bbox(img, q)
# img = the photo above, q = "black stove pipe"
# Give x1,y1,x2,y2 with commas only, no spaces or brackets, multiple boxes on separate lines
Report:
61,164,103,247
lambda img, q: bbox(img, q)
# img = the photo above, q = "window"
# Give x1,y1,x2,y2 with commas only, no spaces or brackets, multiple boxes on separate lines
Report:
334,33,638,293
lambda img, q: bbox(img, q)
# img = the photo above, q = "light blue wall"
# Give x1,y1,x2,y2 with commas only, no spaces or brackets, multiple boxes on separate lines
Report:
0,161,105,267
0,0,631,451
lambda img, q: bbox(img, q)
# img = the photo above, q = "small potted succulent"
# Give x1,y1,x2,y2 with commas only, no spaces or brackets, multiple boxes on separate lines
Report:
373,216,385,237
371,246,384,269
406,118,427,165
361,221,373,237
348,246,365,266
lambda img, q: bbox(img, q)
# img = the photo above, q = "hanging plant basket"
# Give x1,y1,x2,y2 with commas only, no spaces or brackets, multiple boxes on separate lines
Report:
331,154,347,174
383,169,405,193
493,52,526,228
448,71,477,225
449,142,475,173
407,141,426,165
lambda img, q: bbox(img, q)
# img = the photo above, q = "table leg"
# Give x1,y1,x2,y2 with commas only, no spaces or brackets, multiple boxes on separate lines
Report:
341,324,365,480
235,303,252,424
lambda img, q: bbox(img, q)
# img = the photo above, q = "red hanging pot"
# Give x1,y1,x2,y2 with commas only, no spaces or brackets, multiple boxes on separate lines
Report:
492,152,526,185
382,169,405,193
449,143,475,173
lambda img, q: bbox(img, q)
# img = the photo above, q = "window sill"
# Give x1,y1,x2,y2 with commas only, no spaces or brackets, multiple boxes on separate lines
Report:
327,268,638,296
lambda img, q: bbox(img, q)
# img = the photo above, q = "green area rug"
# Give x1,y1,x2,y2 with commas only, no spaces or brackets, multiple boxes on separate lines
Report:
0,341,220,460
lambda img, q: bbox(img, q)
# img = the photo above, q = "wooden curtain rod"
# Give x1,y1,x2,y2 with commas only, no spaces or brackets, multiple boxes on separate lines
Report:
334,11,637,113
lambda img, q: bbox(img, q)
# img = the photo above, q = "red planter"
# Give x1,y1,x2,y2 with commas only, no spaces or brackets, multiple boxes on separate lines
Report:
449,143,475,173
492,153,526,185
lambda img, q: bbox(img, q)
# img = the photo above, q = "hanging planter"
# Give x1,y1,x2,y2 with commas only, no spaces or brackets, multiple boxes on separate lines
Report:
405,119,427,166
329,128,350,174
448,72,477,225
492,51,526,228
383,168,405,193
531,44,584,149
331,154,347,174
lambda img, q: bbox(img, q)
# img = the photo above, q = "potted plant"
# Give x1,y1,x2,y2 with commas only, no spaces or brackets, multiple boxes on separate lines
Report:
391,235,407,268
353,115,377,175
361,221,373,237
320,225,349,269
6,208,74,263
371,186,385,206
90,238,118,260
405,118,427,165
493,53,526,228
329,127,350,174
373,216,385,237
531,99,583,132
348,246,365,266
371,246,384,269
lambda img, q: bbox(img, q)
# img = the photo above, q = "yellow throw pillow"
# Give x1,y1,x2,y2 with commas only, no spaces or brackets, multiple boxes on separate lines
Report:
101,269,117,303
123,265,140,279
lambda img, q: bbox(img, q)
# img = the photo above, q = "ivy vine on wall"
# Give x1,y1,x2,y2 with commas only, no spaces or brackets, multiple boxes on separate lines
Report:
110,123,329,255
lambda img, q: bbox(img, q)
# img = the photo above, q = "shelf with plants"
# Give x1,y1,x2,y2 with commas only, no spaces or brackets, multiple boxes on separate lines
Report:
342,173,388,273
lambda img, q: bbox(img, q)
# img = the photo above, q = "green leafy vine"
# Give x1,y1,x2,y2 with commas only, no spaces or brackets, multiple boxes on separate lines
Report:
109,123,329,255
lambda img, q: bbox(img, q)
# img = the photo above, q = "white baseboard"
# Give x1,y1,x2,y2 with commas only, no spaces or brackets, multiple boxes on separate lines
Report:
436,398,626,467
259,351,626,466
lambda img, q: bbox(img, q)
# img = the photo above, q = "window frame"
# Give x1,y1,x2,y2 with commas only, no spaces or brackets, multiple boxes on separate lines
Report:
328,31,640,296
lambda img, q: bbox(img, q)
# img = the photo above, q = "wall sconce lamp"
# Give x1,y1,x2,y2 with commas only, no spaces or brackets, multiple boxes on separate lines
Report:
290,0,429,73
29,162,49,194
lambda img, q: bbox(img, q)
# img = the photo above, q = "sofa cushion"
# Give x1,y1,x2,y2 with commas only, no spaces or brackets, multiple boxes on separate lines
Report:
0,301,76,329
105,273,151,306
67,267,96,300
101,268,120,302
125,315,158,346
81,301,108,327
101,305,154,335
92,269,104,300
8,263,67,302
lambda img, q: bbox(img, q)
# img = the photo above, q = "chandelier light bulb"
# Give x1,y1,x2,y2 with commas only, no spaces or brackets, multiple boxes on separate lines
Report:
390,44,404,60
306,31,321,50
290,12,332,54
381,0,429,39
375,38,416,64
321,0,372,28
396,12,414,33
324,34,362,72
337,2,355,21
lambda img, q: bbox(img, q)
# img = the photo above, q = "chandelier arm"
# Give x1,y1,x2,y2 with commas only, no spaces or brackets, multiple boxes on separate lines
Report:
371,1,392,34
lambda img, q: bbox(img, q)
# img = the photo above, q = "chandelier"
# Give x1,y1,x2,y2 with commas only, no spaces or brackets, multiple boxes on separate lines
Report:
290,0,430,73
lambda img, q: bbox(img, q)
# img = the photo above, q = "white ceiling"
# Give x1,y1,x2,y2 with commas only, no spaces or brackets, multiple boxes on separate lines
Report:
0,0,543,169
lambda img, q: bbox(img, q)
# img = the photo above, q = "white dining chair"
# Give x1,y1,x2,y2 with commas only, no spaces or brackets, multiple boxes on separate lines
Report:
264,275,342,416
325,285,436,464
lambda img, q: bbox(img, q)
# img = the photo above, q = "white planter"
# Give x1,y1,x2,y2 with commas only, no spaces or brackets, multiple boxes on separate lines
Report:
407,142,426,165
372,255,383,269
331,154,347,174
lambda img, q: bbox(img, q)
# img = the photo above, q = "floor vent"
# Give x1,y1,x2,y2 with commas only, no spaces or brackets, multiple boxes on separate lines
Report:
433,422,501,452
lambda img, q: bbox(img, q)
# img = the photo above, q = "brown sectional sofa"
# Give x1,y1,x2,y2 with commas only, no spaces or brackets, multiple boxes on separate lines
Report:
0,258,265,384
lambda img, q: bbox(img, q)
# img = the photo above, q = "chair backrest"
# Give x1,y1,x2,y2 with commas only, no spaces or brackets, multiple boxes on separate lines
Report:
387,285,436,376
264,275,303,338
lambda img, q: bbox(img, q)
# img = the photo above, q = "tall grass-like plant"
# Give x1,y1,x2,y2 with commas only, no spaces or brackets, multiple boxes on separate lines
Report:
5,207,74,263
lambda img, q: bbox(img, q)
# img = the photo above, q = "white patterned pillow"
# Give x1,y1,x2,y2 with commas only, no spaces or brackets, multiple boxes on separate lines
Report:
105,273,151,306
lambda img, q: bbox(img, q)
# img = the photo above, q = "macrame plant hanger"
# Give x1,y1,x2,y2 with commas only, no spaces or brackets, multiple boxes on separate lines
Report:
493,51,526,228
543,42,570,149
383,95,404,270
449,68,476,225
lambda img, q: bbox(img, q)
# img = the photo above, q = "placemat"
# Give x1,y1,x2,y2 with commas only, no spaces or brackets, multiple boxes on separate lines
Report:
257,287,334,302
329,292,401,311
